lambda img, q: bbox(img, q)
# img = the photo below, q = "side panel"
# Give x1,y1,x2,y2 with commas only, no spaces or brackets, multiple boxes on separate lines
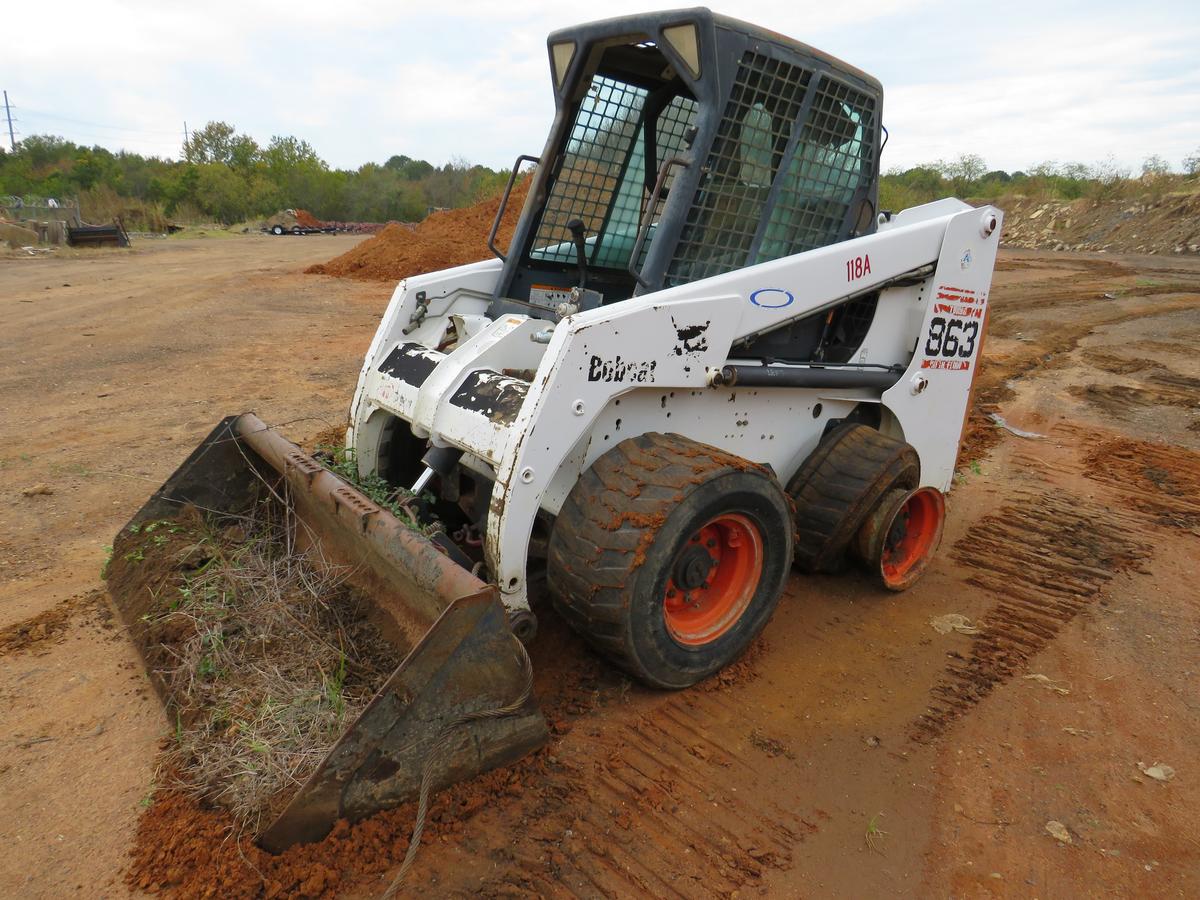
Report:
881,208,1004,490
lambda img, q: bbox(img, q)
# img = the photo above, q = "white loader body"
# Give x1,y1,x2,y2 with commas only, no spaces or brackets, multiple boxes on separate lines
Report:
348,198,1003,616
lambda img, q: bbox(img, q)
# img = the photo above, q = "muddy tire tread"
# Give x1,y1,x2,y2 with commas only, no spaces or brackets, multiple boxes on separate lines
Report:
788,424,920,572
549,432,791,688
550,433,700,672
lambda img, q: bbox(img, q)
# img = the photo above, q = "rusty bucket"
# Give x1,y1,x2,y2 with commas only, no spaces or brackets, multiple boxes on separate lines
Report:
106,413,547,851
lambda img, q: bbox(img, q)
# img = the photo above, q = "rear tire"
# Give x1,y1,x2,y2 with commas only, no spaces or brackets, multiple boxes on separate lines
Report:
270,224,285,235
547,433,792,689
788,423,920,573
852,486,946,591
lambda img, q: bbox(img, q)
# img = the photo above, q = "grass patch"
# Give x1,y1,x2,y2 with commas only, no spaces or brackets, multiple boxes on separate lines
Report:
314,443,432,533
865,812,888,853
124,503,405,835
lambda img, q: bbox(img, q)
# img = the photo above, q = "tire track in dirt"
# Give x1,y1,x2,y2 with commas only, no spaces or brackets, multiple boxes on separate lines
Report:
911,491,1152,742
1081,435,1200,529
1067,376,1200,418
472,689,810,897
958,259,1200,468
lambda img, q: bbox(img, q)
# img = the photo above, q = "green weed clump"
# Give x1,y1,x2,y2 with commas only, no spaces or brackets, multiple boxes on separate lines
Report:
315,443,432,533
139,508,403,834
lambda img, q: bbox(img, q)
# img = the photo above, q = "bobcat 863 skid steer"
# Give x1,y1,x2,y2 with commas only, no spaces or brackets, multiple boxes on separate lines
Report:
109,7,1002,851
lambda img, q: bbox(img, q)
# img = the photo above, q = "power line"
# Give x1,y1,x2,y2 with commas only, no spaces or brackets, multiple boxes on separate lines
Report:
16,128,182,151
16,106,182,137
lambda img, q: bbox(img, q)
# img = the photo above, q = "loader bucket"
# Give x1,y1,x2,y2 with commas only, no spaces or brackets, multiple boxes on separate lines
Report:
105,413,547,851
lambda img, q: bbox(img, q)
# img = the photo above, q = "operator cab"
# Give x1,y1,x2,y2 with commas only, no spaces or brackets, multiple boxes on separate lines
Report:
488,6,883,356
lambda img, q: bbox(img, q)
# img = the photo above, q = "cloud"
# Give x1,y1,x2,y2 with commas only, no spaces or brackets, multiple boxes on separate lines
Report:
4,0,1197,173
882,12,1200,171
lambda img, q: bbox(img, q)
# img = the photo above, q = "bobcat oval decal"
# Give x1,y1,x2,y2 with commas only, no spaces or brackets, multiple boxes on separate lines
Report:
749,288,794,309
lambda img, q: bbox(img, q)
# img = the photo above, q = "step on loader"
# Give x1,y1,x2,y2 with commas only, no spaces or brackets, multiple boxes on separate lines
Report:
108,7,1002,853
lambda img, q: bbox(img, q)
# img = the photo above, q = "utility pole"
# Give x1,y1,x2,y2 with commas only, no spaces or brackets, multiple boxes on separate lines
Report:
183,120,189,152
3,91,16,151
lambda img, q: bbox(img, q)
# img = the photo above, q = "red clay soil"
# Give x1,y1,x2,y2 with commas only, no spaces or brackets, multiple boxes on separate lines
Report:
0,590,109,656
128,754,561,900
305,179,530,283
124,604,618,898
292,210,323,229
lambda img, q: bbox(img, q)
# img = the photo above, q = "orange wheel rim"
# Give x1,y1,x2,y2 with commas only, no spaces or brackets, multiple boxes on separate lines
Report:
880,487,944,589
663,513,763,646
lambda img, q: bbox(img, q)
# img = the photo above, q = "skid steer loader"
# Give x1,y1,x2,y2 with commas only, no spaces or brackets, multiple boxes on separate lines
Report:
109,7,1001,852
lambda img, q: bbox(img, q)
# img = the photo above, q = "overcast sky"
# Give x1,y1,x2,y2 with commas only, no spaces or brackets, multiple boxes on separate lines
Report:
5,0,1198,175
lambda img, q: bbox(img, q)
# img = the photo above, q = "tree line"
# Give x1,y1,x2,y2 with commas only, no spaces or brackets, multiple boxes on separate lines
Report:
0,121,509,229
4,123,1197,232
881,151,1200,211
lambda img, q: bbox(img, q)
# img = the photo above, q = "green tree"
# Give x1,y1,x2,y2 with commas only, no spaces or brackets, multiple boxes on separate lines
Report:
937,154,987,193
194,163,250,223
0,124,508,226
385,154,435,180
183,121,260,168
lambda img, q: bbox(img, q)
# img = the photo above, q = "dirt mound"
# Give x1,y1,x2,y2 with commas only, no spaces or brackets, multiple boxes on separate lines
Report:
998,191,1200,255
306,179,530,282
293,209,322,229
128,750,564,900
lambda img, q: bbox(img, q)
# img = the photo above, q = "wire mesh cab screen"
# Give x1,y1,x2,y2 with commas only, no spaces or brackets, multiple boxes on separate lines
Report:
667,52,877,287
526,48,697,283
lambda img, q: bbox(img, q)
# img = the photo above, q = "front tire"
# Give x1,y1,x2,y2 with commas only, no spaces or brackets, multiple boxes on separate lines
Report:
547,433,792,689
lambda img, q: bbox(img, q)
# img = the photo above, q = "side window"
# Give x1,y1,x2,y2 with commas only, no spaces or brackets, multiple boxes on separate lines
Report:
667,53,811,287
757,79,875,264
792,100,864,203
737,103,775,188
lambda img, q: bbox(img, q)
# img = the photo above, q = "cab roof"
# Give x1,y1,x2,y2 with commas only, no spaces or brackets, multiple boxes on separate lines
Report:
547,7,882,95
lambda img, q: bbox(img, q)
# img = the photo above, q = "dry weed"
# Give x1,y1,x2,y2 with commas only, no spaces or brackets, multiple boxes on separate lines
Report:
149,500,403,834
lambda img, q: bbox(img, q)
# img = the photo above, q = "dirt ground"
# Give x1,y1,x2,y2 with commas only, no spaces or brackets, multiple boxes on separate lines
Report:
2,236,1198,898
